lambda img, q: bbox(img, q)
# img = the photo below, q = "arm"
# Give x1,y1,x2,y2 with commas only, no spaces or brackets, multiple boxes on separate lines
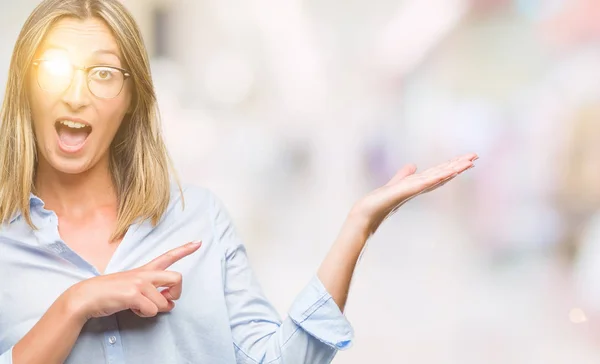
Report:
2,243,200,364
213,195,352,364
316,214,369,312
318,153,477,311
5,293,86,364
216,153,477,363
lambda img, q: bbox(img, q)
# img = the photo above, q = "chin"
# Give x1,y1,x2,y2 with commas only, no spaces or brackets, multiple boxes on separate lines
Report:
43,151,96,175
50,161,93,175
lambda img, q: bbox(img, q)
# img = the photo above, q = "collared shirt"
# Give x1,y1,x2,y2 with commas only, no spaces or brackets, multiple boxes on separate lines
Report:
0,184,353,363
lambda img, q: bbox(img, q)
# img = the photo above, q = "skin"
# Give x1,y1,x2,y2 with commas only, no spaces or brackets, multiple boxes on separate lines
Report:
318,154,477,311
10,16,478,364
30,17,135,274
12,16,190,364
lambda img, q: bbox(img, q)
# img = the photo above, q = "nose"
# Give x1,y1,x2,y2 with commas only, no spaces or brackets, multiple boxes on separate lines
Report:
61,69,91,111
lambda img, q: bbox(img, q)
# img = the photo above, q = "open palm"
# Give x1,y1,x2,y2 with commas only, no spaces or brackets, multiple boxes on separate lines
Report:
352,153,478,235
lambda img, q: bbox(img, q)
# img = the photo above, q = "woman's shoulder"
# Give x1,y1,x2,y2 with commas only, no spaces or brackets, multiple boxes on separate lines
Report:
168,182,231,215
164,182,236,235
169,182,215,208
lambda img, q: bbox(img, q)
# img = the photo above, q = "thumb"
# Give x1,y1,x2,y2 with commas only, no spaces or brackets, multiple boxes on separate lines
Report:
386,163,417,186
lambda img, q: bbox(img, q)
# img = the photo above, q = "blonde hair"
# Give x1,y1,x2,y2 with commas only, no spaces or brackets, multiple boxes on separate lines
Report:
0,0,181,240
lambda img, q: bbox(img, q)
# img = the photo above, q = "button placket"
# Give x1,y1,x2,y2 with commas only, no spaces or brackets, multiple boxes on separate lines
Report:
104,316,125,364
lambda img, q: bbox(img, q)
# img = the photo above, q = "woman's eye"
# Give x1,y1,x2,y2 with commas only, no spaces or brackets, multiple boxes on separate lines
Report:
91,68,114,80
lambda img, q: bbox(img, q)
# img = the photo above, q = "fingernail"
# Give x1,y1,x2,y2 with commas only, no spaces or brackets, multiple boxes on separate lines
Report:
188,241,202,248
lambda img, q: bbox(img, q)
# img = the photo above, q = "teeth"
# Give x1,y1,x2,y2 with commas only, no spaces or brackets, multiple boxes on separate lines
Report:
58,120,87,129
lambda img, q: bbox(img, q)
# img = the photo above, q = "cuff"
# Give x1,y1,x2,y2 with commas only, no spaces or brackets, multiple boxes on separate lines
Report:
288,275,354,350
0,347,13,364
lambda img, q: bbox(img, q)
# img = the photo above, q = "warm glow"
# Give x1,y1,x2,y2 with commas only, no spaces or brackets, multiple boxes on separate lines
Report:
39,55,72,78
569,308,588,324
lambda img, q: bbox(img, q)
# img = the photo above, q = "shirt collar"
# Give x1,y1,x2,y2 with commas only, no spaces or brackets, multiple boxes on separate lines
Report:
9,193,45,224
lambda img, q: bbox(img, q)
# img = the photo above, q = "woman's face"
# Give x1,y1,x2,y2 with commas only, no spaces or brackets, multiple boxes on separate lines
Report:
29,17,132,175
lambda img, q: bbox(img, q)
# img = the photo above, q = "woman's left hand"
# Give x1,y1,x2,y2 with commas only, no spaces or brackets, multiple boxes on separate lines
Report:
350,152,478,236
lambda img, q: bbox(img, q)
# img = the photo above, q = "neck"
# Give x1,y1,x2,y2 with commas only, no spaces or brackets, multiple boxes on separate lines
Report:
34,156,118,218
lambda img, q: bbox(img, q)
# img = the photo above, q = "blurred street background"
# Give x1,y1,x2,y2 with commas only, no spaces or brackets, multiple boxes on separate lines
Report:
4,0,600,362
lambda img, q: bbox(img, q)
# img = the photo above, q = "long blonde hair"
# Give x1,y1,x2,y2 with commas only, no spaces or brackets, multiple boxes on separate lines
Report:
0,0,181,240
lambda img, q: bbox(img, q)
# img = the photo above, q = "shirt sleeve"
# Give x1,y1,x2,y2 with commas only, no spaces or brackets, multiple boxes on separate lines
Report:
209,193,354,364
0,347,13,364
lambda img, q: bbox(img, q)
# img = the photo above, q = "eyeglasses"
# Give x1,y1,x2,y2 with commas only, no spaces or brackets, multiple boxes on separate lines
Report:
32,58,131,99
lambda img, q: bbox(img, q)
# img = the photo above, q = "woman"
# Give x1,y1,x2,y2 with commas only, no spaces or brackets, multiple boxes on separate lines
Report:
0,0,477,363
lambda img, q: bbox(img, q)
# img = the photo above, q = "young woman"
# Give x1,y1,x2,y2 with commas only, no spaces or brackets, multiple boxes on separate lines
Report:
0,0,477,363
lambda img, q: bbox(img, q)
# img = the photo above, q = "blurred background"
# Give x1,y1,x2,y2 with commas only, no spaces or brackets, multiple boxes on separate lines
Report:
4,0,600,362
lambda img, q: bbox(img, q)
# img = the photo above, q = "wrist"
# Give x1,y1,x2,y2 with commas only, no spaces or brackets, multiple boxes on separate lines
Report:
59,285,91,326
346,207,374,238
336,213,372,251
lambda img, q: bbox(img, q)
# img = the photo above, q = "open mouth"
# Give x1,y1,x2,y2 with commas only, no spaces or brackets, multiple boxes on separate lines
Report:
55,119,92,149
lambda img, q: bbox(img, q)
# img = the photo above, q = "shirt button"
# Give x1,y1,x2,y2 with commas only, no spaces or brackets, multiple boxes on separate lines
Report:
108,336,117,345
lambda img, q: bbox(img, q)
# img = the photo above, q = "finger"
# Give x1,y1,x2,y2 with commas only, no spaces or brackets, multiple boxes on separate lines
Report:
142,241,202,271
383,161,474,221
130,295,159,318
145,271,183,302
162,279,183,301
428,161,471,185
141,284,172,313
411,168,456,190
386,176,448,218
393,161,469,198
421,154,476,176
143,270,183,288
448,153,478,163
425,159,472,179
385,164,417,186
450,159,474,172
421,173,458,194
414,160,455,178
161,287,181,301
459,152,478,162
421,163,475,193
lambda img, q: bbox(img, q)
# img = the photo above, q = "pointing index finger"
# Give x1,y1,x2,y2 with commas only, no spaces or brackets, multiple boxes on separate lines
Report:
142,241,202,271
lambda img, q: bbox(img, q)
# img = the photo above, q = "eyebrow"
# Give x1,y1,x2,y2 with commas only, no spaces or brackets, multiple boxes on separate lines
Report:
40,45,122,63
92,49,121,58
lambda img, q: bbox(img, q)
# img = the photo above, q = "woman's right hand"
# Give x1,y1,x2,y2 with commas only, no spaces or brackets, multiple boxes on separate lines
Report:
65,241,202,322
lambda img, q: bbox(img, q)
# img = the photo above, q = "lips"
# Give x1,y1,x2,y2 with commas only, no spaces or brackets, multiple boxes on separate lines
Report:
54,117,92,153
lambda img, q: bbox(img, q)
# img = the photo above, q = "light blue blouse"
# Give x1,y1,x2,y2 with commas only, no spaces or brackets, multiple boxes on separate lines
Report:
0,185,354,363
